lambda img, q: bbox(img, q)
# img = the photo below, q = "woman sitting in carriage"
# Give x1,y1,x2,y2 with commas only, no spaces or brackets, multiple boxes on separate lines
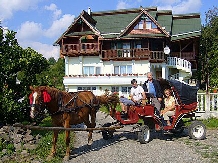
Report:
160,88,176,126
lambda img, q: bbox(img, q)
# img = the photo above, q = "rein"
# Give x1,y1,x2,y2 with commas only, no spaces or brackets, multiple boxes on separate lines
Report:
50,91,98,116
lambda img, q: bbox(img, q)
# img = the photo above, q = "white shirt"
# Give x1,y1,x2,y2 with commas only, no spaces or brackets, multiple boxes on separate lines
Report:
131,85,144,101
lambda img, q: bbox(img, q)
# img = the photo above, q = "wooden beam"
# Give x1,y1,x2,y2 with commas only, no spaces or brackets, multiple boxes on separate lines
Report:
13,123,123,131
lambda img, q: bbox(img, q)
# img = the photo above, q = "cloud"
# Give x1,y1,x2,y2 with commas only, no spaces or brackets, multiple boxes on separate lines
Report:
116,0,202,14
16,21,43,41
16,13,74,60
44,3,62,20
116,1,131,9
0,0,40,20
19,40,60,60
153,0,202,14
14,3,75,60
44,14,75,38
116,0,143,9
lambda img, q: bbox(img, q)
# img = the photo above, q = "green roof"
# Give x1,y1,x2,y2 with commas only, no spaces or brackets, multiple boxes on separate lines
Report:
156,14,172,33
55,7,201,44
172,17,201,35
171,31,201,41
92,12,139,34
171,16,201,41
91,8,201,40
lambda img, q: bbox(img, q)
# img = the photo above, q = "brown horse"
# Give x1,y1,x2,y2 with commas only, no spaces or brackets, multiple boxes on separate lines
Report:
96,92,120,117
29,86,99,161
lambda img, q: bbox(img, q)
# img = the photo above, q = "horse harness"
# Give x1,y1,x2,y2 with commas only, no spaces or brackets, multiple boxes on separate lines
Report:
50,91,99,116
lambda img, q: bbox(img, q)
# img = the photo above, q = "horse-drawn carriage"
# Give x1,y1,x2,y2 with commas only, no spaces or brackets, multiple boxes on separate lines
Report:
101,79,206,143
26,79,206,161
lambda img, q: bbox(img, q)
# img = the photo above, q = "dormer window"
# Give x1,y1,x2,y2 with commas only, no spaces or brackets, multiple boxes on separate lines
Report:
134,15,157,30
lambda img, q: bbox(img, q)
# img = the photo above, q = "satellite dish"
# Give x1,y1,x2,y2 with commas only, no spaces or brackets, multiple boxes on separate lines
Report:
164,46,170,54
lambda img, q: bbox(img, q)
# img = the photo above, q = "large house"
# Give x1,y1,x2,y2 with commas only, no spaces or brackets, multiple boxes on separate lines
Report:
54,7,201,96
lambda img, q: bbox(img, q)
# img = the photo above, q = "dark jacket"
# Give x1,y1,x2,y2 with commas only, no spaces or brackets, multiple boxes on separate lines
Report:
142,79,163,98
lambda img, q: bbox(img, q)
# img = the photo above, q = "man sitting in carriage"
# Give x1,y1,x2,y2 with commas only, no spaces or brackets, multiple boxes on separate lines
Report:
120,79,146,120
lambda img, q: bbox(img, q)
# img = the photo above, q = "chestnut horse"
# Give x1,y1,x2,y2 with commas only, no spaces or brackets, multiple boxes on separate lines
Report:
29,86,99,161
96,92,120,118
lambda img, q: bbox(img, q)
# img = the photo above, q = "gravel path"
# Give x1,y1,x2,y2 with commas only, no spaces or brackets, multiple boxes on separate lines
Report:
69,111,217,163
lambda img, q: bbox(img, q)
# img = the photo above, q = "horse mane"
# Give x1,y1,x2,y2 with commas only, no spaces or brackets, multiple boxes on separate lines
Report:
96,92,119,112
35,86,72,102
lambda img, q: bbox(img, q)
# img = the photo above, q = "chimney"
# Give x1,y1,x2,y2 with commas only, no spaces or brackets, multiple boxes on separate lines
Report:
88,7,91,15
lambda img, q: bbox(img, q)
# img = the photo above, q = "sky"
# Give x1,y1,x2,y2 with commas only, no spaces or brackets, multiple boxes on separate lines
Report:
0,0,217,60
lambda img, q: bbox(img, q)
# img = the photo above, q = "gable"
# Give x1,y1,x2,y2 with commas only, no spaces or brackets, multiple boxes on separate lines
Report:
120,10,169,38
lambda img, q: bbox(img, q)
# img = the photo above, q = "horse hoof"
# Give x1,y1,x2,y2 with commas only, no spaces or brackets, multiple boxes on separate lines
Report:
63,156,70,161
88,139,93,146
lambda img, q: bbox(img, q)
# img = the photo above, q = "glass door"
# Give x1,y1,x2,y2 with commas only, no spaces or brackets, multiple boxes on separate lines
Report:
123,42,130,57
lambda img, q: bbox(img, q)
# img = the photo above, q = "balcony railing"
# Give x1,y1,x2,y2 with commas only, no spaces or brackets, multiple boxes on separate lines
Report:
62,43,99,56
170,52,196,60
167,57,191,72
101,48,165,60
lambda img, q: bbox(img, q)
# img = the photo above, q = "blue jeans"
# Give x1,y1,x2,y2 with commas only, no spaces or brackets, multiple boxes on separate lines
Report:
120,97,135,105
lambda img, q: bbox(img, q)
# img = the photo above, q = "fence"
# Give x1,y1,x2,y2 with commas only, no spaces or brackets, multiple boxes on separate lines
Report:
196,93,218,119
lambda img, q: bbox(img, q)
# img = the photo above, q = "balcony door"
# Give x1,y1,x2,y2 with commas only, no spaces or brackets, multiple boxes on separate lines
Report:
123,42,130,57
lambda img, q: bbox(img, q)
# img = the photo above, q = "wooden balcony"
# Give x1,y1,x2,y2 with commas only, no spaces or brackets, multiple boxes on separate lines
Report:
170,52,196,61
61,43,99,56
101,48,165,61
61,44,166,61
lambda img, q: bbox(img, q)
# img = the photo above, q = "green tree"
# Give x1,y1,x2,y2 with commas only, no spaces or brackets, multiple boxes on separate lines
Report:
199,6,218,90
35,57,65,90
0,27,49,124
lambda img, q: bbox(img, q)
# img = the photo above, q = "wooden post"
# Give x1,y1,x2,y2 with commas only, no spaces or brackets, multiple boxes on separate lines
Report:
13,123,123,131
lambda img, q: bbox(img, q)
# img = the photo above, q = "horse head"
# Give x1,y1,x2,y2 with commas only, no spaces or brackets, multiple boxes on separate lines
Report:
97,92,120,117
29,86,51,119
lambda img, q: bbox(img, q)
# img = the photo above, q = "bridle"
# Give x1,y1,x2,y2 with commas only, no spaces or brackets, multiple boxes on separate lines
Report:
30,91,49,120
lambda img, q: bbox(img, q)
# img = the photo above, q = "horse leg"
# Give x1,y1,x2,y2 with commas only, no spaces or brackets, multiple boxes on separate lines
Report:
63,121,71,161
87,109,97,146
47,130,59,160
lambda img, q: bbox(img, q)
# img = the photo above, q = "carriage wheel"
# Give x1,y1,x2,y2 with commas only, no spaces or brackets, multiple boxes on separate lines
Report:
138,125,150,144
188,121,206,140
102,123,114,140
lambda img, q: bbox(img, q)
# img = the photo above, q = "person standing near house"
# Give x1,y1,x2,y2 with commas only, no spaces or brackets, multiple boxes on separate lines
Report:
120,79,146,119
142,72,163,114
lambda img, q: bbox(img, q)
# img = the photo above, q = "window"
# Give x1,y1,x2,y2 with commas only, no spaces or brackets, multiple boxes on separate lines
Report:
78,86,96,91
111,42,117,49
83,66,101,75
146,21,151,29
135,41,142,49
96,67,101,75
134,16,157,30
114,65,132,75
123,42,130,57
111,86,119,93
139,20,143,29
134,20,144,29
121,86,132,96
